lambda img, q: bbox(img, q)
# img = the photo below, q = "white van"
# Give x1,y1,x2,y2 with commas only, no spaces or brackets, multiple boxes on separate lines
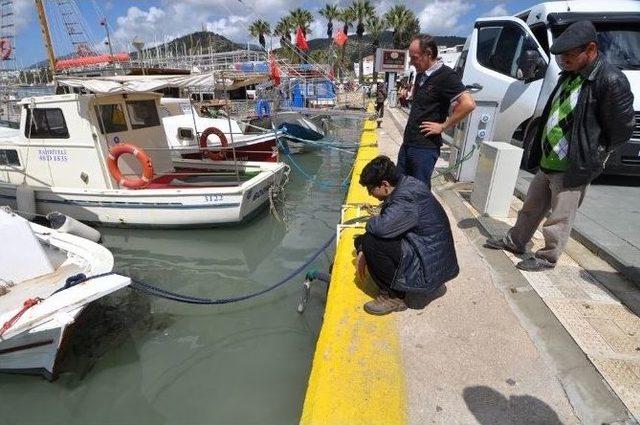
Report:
451,0,640,180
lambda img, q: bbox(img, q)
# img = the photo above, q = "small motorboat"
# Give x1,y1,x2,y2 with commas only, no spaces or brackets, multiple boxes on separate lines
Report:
0,87,288,227
0,208,131,380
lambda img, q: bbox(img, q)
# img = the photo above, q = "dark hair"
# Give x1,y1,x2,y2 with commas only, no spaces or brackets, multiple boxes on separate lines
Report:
359,155,400,187
413,34,438,60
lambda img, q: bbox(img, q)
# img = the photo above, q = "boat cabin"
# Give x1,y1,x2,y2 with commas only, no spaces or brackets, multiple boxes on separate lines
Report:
0,91,177,190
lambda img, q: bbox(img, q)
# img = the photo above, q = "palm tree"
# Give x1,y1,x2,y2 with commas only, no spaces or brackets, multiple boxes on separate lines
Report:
274,16,294,53
289,8,314,36
288,8,314,63
336,8,355,79
366,15,386,82
319,4,340,39
348,0,376,82
339,7,355,36
248,19,271,50
384,5,417,49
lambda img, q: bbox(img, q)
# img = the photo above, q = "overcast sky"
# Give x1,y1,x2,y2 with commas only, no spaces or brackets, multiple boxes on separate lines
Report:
10,0,544,68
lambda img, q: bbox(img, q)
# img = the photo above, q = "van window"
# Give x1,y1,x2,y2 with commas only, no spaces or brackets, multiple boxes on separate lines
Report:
552,23,640,70
0,149,19,166
477,23,544,79
125,100,160,130
95,104,128,134
24,108,69,139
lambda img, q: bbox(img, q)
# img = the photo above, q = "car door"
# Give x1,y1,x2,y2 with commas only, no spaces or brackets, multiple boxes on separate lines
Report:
460,16,549,144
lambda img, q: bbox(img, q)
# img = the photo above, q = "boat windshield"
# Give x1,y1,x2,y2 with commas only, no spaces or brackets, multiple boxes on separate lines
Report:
553,23,640,70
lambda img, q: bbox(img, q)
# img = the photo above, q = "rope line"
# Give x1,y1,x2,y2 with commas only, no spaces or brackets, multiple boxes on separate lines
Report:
124,233,336,305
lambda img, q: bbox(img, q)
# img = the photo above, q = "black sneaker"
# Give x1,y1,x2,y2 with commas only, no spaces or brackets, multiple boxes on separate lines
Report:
484,237,525,255
516,257,555,272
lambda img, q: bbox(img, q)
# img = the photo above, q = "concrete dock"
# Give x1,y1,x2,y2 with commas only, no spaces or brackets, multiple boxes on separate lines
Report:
301,107,640,424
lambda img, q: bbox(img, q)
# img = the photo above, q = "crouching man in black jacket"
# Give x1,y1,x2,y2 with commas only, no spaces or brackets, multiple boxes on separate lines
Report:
485,21,635,271
354,156,459,315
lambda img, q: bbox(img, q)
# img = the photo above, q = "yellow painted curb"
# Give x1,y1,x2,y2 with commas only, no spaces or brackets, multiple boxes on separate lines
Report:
300,112,407,425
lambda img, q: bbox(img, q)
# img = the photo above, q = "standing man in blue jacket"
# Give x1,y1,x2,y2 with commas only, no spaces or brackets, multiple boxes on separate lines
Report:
355,156,459,315
400,34,476,189
485,21,635,271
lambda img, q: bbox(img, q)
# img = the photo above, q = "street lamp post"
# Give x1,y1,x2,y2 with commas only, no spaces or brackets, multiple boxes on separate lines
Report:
132,36,145,75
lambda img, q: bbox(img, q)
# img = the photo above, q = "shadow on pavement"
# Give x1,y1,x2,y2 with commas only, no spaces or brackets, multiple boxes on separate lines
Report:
463,386,563,425
591,174,640,187
405,284,447,309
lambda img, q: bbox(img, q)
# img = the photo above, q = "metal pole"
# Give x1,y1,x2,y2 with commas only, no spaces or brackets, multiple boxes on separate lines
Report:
221,70,241,184
102,19,115,73
34,0,56,75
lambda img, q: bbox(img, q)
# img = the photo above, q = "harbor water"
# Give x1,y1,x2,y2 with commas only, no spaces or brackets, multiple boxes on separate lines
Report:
0,116,362,425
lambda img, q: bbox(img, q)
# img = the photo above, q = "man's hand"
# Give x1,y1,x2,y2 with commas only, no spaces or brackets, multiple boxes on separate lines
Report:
420,121,446,136
356,251,367,279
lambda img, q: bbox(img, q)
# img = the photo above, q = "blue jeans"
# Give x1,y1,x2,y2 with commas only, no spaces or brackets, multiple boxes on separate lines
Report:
397,144,440,190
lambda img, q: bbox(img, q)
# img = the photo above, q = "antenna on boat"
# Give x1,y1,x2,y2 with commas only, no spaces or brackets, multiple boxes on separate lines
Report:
34,0,57,74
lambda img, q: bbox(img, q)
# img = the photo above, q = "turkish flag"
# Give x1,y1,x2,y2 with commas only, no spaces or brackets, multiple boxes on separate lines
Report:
333,30,347,47
295,27,309,51
269,52,281,86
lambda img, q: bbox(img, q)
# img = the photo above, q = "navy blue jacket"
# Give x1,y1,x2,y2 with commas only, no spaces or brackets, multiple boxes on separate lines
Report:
365,175,459,293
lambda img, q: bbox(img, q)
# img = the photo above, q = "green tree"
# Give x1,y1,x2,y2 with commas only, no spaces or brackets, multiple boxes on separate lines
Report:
288,8,314,63
319,4,340,39
366,15,386,82
348,0,376,82
384,5,418,49
339,7,355,36
336,8,355,79
248,19,271,49
274,16,294,57
289,8,314,36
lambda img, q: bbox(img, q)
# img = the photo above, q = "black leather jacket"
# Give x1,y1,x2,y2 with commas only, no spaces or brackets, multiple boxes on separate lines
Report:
524,54,635,187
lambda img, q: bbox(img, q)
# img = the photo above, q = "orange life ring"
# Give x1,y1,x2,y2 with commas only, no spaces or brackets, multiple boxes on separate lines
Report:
107,143,154,189
0,39,11,60
199,127,228,161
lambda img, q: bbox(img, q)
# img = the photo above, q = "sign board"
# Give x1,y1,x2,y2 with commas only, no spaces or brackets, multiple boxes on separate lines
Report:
375,48,408,73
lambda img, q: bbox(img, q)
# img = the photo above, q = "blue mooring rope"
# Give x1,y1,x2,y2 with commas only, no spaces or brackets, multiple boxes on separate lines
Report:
125,233,336,305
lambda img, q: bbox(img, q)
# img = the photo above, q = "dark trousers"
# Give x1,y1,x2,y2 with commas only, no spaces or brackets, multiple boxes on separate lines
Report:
359,232,404,298
397,144,440,190
375,101,385,119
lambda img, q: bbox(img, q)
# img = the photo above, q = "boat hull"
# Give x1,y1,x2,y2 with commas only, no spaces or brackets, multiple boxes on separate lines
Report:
0,163,287,227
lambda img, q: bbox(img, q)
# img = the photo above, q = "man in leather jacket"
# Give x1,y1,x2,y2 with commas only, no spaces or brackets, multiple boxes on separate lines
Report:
485,20,634,272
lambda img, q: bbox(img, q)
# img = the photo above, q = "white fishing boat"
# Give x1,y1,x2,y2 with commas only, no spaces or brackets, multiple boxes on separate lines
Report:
159,97,280,163
56,75,282,163
0,80,288,227
0,208,131,380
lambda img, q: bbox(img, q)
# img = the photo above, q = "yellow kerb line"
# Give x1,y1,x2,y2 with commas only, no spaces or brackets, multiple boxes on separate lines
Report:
300,104,407,425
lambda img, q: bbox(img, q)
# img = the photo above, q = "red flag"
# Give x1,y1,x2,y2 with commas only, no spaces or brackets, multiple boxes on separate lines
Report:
333,30,347,47
269,52,281,86
295,27,309,51
328,68,334,81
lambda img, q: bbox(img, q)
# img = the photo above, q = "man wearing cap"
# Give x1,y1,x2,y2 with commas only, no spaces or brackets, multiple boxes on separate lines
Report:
485,21,635,271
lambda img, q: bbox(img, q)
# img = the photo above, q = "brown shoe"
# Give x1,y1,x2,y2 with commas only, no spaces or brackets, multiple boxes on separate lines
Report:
364,294,408,316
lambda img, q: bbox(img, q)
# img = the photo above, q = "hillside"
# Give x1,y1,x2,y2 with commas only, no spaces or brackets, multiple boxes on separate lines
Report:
296,31,465,63
28,30,464,69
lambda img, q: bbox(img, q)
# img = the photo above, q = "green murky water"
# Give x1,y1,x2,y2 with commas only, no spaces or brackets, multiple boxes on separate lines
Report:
0,117,361,425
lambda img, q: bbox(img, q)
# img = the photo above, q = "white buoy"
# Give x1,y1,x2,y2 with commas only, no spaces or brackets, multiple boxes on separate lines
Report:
47,212,101,242
16,183,36,221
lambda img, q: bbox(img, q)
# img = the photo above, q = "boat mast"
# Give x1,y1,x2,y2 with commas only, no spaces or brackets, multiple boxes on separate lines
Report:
34,0,57,73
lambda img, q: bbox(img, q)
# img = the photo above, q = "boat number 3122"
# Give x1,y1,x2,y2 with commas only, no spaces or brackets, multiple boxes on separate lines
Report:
204,194,223,202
